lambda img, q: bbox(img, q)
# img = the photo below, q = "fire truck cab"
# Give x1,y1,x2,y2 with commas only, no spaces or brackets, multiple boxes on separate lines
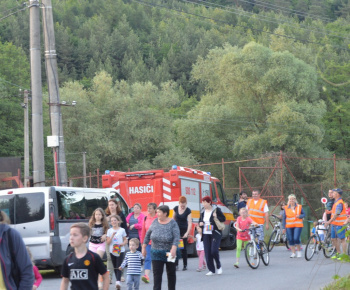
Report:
102,165,237,253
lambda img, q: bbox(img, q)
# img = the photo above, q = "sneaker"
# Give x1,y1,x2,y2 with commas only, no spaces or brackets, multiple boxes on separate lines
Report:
217,267,223,275
116,281,121,290
121,276,125,282
331,254,339,260
182,266,187,271
142,275,150,283
206,271,215,276
234,263,239,268
296,251,302,258
290,253,296,258
196,268,202,272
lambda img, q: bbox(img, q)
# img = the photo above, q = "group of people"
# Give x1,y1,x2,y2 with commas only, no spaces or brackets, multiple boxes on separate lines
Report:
236,188,350,264
4,188,349,290
59,194,228,290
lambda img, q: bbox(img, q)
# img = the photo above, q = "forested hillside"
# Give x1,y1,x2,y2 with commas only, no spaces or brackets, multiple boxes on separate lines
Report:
0,0,349,185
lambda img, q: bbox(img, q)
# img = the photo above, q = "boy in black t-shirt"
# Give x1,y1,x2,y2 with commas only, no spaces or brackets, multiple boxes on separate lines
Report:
60,223,109,290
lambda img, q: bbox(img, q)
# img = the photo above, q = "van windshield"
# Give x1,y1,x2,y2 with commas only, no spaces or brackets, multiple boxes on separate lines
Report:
57,190,109,220
0,192,45,224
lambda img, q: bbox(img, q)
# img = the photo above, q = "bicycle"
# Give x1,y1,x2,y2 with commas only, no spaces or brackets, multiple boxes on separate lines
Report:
305,220,335,261
267,214,289,252
244,225,270,269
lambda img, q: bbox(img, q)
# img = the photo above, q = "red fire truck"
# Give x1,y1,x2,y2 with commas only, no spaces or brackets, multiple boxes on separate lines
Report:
102,165,237,254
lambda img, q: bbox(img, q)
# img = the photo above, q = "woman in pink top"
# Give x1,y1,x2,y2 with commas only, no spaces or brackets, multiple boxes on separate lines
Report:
234,208,257,268
140,202,157,284
126,203,145,251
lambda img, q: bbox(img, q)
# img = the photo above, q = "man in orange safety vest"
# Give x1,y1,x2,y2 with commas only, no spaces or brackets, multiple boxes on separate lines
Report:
246,190,269,243
325,188,347,257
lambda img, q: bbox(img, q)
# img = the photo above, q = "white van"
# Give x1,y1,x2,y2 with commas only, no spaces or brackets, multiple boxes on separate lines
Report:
0,186,128,271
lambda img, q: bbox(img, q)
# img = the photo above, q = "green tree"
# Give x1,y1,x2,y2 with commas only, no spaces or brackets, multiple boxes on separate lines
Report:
176,42,326,162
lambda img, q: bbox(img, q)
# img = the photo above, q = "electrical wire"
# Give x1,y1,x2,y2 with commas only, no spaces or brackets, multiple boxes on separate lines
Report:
133,0,349,51
183,0,350,41
0,5,28,22
231,0,334,23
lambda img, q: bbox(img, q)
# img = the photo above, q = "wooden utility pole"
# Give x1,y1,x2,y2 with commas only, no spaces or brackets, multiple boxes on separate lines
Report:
29,0,45,186
42,0,68,186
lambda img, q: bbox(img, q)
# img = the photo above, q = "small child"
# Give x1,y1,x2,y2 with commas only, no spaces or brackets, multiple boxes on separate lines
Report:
234,207,256,268
107,215,127,290
60,223,109,290
190,225,207,272
26,247,42,290
311,221,317,236
317,220,325,241
119,238,143,290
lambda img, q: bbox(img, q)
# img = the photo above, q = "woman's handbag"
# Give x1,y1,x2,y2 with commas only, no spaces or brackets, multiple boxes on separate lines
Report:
213,209,225,231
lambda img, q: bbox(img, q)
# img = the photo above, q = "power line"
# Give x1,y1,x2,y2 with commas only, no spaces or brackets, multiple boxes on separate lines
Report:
233,0,334,23
133,0,349,51
0,5,28,22
181,0,350,41
0,3,27,16
170,113,327,138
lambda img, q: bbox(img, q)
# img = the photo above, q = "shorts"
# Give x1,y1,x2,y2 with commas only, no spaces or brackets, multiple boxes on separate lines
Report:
89,241,106,253
331,225,346,240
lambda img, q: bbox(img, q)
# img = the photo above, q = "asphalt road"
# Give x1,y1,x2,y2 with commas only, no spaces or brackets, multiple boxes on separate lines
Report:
39,246,349,290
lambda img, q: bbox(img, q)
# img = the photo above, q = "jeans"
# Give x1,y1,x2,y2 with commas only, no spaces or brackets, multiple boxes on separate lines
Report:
144,244,152,271
110,252,125,282
203,233,222,273
286,227,303,246
126,274,141,290
152,260,176,290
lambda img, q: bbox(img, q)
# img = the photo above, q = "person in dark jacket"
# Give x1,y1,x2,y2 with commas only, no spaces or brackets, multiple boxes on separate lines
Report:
0,210,34,289
199,196,226,276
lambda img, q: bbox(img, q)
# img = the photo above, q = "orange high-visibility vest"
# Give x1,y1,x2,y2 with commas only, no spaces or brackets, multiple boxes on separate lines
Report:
331,199,347,226
247,198,267,224
285,205,303,228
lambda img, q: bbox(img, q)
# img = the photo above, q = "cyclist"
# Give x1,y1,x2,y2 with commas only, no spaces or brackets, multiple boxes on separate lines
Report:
325,188,347,258
282,194,305,258
234,207,257,268
246,190,269,243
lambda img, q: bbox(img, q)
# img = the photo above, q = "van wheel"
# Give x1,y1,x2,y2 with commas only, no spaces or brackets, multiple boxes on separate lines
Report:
222,227,236,250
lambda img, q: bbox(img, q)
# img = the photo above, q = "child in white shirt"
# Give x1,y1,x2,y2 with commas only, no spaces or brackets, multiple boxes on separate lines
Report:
190,225,206,272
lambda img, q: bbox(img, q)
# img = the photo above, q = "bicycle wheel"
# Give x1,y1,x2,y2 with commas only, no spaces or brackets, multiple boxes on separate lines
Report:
305,235,317,261
267,230,278,252
260,241,269,266
245,242,260,269
323,233,336,258
282,233,290,250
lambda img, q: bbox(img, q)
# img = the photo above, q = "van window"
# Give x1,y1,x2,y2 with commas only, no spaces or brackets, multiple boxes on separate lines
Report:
57,190,109,220
0,193,45,224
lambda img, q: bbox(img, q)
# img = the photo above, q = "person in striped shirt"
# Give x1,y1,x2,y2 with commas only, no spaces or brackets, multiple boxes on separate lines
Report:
119,238,144,290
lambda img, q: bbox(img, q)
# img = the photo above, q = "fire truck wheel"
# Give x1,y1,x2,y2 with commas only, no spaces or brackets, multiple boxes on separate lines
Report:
222,226,237,250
